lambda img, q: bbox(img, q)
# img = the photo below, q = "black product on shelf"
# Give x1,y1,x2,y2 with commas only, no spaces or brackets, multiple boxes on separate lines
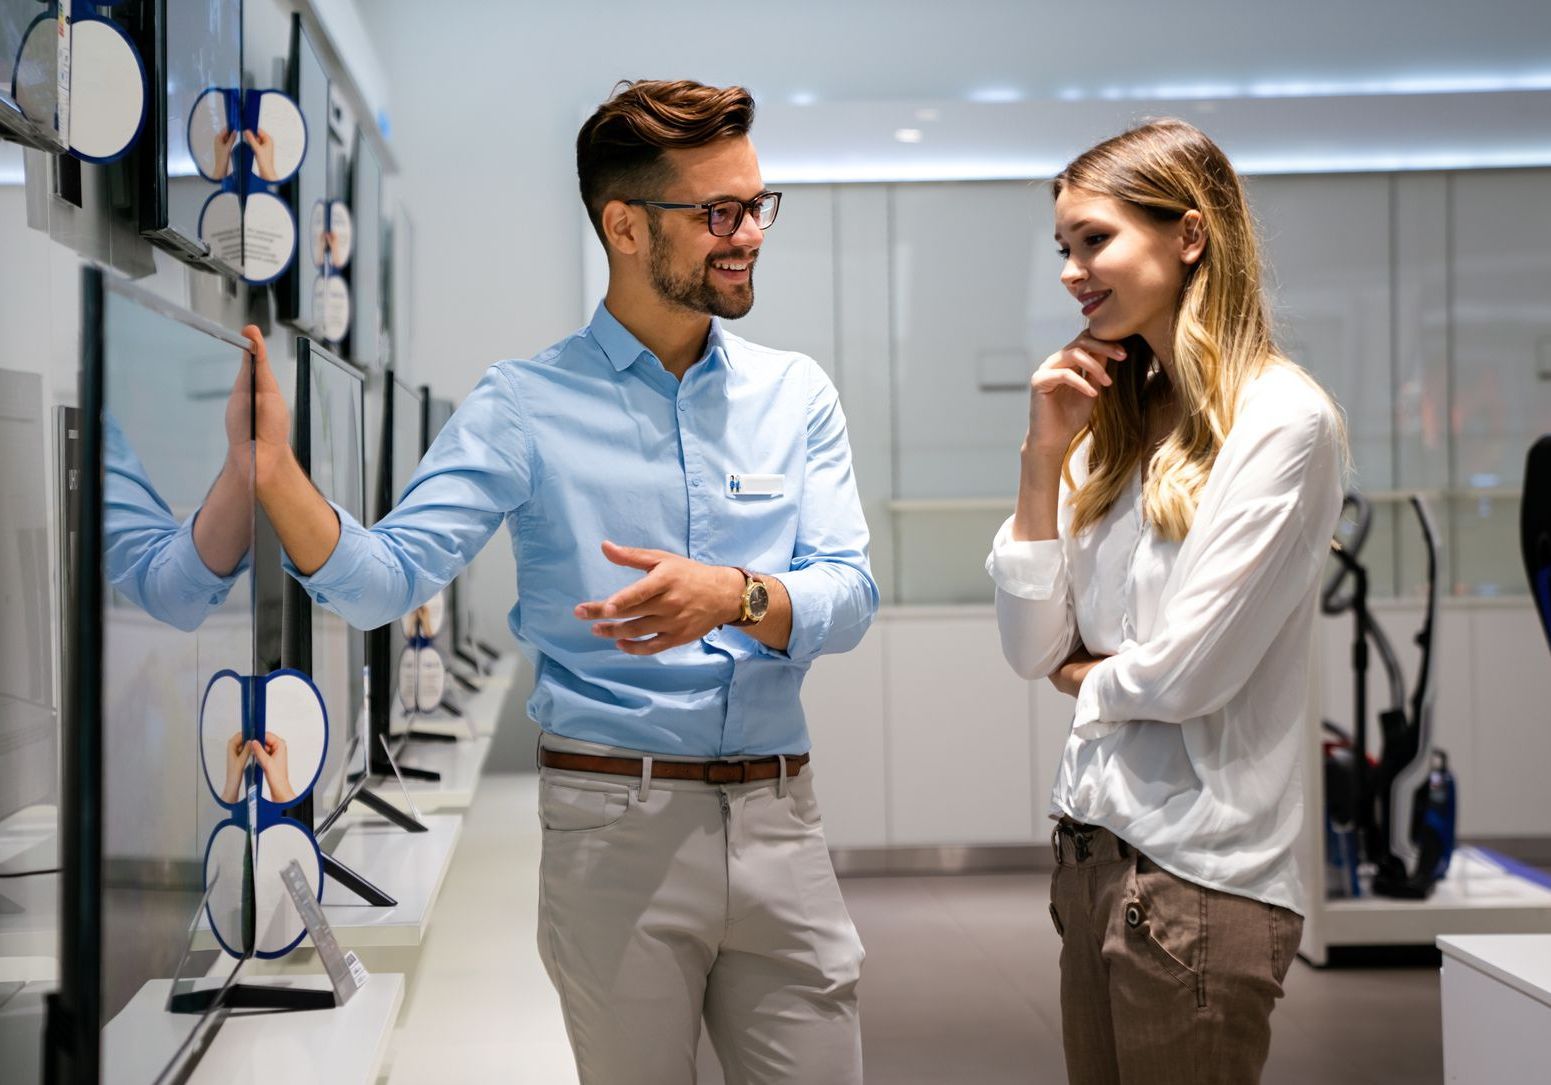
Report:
348,131,383,368
1524,436,1551,654
279,13,330,332
287,338,420,904
126,0,242,272
366,372,445,781
424,393,485,681
49,268,333,1085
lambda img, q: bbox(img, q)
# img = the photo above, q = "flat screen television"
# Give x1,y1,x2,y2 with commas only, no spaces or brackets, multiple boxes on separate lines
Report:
128,0,242,271
365,373,424,773
287,338,368,829
52,267,259,1084
0,0,63,150
420,392,471,676
279,13,329,333
347,131,382,369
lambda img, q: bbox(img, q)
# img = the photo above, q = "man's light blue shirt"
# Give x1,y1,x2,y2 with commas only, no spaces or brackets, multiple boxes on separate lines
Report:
290,303,878,756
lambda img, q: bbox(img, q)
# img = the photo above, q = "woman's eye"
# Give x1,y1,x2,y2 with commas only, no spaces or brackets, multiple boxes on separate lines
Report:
1057,246,1071,259
1085,234,1108,247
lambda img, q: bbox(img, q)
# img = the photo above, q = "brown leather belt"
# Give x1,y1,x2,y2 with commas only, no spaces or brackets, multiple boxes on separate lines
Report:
539,748,810,785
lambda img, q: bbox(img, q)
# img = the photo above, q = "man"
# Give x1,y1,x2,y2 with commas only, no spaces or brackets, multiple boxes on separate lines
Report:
242,79,875,1083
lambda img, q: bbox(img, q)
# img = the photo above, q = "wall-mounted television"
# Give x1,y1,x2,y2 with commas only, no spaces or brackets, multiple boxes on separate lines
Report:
128,0,242,271
347,131,382,369
280,13,329,333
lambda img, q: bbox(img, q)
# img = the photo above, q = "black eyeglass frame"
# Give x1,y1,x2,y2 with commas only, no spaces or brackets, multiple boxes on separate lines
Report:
625,191,782,237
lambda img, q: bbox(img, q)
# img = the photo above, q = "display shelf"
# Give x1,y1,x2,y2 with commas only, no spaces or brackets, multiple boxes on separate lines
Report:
101,973,404,1085
377,735,492,812
1439,934,1551,1083
196,814,463,951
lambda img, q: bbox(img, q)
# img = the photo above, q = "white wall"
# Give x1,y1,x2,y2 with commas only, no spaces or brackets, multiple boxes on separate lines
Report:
356,2,1551,847
363,0,1551,645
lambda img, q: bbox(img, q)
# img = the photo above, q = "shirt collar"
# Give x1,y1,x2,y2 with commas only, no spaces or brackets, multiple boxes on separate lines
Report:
588,302,734,374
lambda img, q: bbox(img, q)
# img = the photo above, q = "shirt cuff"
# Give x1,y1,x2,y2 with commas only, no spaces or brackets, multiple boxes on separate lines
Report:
1072,654,1124,740
768,568,833,663
985,515,1067,600
283,502,369,606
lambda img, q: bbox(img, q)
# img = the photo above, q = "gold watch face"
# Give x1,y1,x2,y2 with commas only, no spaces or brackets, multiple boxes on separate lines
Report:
746,580,770,620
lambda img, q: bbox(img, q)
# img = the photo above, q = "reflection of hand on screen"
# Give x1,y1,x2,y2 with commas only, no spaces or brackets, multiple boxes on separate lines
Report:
220,732,250,804
251,735,296,804
213,127,239,180
244,128,278,182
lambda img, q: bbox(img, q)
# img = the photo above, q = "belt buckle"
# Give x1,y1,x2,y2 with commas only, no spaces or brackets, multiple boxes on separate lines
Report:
702,760,749,785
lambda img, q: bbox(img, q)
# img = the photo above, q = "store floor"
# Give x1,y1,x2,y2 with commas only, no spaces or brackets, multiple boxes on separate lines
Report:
384,773,1445,1084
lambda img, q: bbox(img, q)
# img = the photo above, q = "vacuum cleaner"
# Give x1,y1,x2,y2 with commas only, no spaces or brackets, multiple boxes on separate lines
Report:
1321,491,1455,900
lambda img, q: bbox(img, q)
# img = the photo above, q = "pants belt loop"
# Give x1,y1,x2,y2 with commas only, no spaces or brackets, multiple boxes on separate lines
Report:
777,754,788,799
639,756,653,800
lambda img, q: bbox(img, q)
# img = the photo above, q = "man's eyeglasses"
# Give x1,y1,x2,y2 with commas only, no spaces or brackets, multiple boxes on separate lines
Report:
626,191,782,238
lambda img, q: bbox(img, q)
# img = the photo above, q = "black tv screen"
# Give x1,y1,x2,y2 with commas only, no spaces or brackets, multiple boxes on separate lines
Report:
63,269,257,1083
131,0,242,269
367,373,423,763
348,132,382,368
292,338,368,819
281,13,329,334
422,393,461,663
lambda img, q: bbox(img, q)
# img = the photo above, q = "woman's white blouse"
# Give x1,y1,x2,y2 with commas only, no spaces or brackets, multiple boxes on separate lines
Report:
986,366,1344,914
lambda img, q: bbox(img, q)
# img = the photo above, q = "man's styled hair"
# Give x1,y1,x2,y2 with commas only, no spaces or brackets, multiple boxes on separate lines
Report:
576,79,756,243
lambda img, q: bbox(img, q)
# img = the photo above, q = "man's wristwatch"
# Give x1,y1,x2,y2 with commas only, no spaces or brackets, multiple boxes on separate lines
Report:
729,567,770,627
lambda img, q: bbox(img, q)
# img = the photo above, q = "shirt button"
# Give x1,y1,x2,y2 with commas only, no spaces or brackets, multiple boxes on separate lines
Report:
678,402,688,412
691,478,702,487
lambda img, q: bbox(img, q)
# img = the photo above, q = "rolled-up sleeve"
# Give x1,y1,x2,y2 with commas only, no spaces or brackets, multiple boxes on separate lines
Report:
987,517,1081,680
286,363,534,630
1072,398,1344,739
103,414,244,631
768,361,878,663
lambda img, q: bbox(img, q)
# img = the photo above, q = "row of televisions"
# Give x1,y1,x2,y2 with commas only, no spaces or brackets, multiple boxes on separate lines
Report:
41,267,476,1082
0,3,392,369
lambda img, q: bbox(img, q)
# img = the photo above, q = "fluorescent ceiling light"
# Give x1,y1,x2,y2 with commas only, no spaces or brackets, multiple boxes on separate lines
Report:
894,128,924,144
967,87,1024,104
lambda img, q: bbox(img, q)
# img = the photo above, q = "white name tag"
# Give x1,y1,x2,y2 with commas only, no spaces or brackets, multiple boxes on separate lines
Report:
726,473,784,498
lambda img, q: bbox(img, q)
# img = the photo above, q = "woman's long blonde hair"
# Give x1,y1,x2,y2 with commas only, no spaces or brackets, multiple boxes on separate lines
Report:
1054,118,1332,541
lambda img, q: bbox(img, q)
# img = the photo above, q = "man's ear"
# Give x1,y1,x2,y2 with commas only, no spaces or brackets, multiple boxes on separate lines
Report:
602,199,642,257
1180,209,1206,266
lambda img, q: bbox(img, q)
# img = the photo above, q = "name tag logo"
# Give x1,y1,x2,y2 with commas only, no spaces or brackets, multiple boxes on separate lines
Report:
727,473,784,498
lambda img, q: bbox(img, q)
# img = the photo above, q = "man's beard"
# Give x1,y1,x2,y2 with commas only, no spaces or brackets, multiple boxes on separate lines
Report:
647,216,755,320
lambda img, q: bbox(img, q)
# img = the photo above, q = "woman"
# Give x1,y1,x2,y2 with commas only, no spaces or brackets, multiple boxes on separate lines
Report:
986,119,1345,1084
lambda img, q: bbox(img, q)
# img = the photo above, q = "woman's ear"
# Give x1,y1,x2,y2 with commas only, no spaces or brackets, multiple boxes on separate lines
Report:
1180,210,1206,266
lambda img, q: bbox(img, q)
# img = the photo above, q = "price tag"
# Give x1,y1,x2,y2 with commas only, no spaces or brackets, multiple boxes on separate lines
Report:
344,950,370,990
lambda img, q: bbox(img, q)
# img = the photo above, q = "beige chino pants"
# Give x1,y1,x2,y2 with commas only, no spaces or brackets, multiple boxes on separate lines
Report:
535,741,865,1085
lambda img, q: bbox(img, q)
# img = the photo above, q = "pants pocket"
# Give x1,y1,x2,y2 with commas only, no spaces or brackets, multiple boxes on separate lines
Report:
1049,901,1066,938
538,773,632,832
1128,856,1206,1007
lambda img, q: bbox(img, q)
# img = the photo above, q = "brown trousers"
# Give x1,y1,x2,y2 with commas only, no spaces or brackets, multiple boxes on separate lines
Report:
1049,825,1302,1085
